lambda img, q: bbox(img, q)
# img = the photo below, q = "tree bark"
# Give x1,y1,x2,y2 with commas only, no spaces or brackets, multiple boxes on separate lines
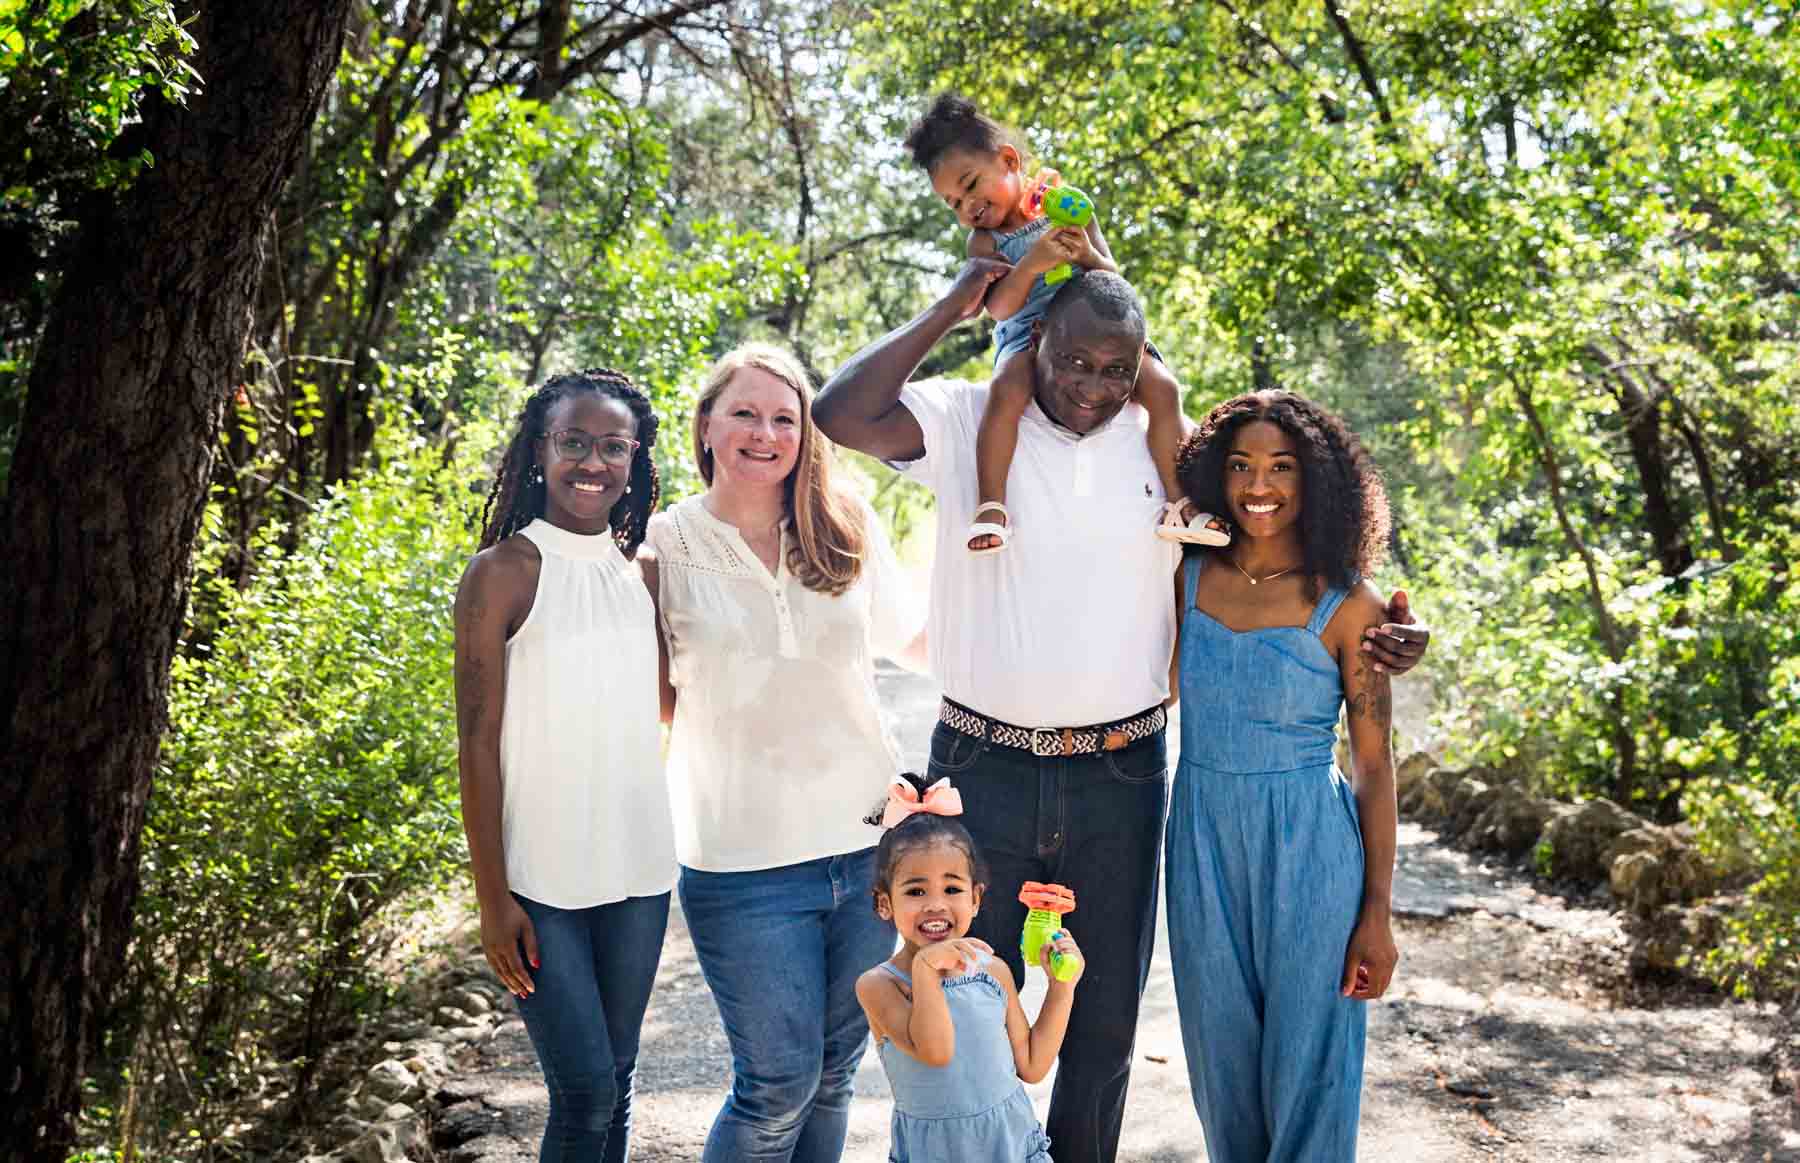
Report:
1513,376,1639,800
1589,346,1693,579
0,3,350,1157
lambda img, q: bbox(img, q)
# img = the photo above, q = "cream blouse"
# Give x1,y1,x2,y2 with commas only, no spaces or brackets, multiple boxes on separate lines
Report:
500,520,673,907
646,494,921,873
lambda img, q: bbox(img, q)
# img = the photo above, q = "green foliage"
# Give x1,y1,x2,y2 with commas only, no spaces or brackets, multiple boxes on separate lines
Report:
0,0,199,482
862,0,1799,998
0,0,197,195
110,431,481,1155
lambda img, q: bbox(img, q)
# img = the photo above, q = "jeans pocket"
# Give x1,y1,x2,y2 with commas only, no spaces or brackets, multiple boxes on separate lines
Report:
1100,740,1168,785
927,722,988,775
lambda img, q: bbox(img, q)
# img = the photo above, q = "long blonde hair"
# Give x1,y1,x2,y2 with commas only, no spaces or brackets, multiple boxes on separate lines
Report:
693,343,868,596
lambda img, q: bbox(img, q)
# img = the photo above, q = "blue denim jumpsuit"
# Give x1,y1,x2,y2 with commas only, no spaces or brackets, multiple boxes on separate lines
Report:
1166,556,1368,1161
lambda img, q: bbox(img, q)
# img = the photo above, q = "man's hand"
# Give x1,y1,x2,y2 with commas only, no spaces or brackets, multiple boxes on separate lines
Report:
1362,588,1430,674
944,256,1014,322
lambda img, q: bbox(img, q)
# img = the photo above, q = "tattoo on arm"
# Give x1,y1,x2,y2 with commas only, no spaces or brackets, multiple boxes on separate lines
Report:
1347,655,1392,725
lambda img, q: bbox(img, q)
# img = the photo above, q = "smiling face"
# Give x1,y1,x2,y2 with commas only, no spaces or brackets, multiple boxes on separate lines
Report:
875,839,982,949
699,367,804,488
1225,419,1305,540
1030,301,1144,435
537,394,639,535
928,144,1025,232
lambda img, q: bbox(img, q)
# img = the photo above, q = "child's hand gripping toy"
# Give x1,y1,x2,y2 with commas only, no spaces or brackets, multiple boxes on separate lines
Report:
1019,881,1082,982
1025,179,1095,288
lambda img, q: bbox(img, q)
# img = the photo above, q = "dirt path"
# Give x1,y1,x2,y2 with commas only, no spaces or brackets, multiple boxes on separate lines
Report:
432,665,1798,1162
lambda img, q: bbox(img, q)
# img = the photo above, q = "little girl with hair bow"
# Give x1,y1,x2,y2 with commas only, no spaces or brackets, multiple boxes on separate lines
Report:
857,774,1081,1162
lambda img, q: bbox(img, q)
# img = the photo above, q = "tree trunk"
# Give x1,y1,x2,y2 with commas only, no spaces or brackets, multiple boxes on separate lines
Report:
1663,389,1738,563
1597,353,1693,579
1513,376,1639,800
0,4,350,1157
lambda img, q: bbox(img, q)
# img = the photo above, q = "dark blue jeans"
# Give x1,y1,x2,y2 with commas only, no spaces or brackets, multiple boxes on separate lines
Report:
928,720,1169,1163
679,848,896,1162
513,891,671,1163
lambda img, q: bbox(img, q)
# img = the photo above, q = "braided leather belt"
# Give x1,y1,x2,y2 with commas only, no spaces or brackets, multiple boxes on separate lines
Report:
938,697,1166,758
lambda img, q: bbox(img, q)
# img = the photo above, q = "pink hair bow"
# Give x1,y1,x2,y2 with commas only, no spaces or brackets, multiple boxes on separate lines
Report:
881,776,964,829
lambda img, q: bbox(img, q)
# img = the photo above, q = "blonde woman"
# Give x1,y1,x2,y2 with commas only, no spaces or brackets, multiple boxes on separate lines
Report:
640,343,922,1162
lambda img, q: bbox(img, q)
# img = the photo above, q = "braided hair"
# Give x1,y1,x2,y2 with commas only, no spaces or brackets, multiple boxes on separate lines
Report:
477,368,661,555
1175,390,1391,600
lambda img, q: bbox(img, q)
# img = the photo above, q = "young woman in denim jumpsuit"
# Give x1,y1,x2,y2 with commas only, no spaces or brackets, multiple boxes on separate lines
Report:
1165,391,1402,1161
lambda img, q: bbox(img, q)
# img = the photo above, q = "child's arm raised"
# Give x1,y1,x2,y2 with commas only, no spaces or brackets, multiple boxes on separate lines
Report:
983,227,1086,320
994,931,1084,1083
857,968,933,1061
858,939,991,1068
1080,216,1119,274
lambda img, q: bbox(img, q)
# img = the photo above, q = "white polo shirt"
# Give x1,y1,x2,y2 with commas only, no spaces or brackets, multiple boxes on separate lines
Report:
894,377,1181,729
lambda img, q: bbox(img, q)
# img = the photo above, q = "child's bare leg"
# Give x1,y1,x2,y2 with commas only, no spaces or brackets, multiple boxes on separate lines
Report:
1136,356,1188,509
971,349,1034,551
1138,357,1228,544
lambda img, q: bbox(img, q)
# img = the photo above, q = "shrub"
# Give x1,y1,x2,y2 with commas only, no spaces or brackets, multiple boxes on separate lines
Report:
104,440,479,1154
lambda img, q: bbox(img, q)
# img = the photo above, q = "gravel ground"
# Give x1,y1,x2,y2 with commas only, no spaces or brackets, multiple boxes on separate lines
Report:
431,664,1799,1162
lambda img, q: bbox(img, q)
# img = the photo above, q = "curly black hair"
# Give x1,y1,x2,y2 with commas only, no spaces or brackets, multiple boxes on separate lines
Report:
1176,390,1390,599
870,772,990,917
477,368,661,555
902,92,1020,173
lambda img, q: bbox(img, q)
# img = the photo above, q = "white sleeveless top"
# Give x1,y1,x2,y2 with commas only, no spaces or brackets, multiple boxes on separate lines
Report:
646,496,922,873
499,519,674,908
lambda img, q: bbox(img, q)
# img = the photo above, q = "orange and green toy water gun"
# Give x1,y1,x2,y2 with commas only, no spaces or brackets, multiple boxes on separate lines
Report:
1019,881,1081,982
1021,172,1096,288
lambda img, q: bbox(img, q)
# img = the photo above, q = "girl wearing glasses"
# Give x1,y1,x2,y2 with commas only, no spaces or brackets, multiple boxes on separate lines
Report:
452,368,675,1163
640,343,924,1162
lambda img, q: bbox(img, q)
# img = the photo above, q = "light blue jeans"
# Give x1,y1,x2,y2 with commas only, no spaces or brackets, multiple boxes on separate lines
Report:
679,848,896,1162
513,891,670,1163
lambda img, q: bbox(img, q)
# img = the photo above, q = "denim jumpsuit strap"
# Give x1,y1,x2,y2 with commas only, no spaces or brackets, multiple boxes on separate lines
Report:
1167,556,1368,1162
1304,581,1352,637
874,969,1053,1163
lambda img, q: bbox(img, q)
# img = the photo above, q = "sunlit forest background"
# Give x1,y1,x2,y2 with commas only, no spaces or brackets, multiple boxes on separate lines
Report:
2,0,1795,1155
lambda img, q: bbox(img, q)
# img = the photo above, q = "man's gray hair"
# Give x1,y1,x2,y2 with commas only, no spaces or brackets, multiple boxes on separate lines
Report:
1044,270,1146,336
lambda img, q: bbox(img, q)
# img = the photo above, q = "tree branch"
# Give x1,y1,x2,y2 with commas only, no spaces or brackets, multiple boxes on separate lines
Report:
1323,0,1394,127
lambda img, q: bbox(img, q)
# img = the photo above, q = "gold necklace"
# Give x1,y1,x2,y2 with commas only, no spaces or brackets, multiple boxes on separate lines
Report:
1230,555,1299,586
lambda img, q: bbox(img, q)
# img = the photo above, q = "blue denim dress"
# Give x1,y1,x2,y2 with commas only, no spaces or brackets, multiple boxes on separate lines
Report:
873,963,1054,1162
989,218,1061,362
1166,555,1368,1162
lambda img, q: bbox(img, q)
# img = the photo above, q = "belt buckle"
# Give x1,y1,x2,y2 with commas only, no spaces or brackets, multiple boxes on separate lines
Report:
1030,728,1062,757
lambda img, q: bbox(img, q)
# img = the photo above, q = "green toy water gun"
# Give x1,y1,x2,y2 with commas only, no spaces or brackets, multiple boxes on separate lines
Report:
1031,182,1095,287
1019,881,1081,983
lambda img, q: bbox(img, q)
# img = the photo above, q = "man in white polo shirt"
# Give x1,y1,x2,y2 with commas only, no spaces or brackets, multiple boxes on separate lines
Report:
816,263,1426,1163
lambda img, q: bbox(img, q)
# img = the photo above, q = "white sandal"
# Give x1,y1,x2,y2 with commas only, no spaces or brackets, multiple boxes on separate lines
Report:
1155,499,1231,546
967,500,1012,554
